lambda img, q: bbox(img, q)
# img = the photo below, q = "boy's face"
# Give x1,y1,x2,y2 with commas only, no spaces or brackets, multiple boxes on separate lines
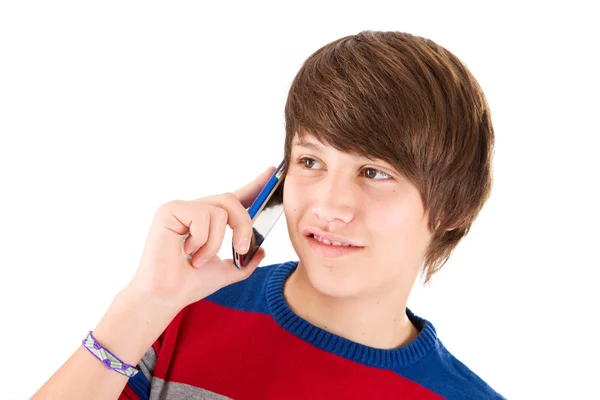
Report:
283,133,433,299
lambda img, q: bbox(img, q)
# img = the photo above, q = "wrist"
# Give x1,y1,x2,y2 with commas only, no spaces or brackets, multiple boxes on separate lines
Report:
91,287,181,366
121,283,184,317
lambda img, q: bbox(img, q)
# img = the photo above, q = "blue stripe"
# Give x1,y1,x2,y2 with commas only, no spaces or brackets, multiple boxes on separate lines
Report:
127,370,150,400
204,261,295,313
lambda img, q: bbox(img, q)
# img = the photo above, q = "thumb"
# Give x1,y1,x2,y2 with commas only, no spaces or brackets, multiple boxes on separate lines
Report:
234,166,277,208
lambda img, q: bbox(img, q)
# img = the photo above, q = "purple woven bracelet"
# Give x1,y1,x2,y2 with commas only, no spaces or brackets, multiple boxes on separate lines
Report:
82,331,139,377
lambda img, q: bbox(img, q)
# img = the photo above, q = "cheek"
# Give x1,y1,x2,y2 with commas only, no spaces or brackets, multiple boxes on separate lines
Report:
366,200,427,247
283,180,304,217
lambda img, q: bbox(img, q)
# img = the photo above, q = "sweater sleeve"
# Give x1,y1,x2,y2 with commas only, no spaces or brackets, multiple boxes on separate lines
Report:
118,336,162,400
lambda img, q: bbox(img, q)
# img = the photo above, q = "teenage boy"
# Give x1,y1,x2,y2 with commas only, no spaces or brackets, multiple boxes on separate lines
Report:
34,30,504,399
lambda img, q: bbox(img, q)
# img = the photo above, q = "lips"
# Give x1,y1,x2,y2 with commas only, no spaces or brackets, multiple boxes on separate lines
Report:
305,233,363,259
312,234,354,247
302,227,364,248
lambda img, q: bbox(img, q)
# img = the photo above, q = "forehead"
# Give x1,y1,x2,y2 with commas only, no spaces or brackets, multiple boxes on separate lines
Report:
291,135,323,151
291,133,378,163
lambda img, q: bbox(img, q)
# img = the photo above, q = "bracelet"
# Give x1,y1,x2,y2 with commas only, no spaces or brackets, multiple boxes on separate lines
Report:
82,331,139,377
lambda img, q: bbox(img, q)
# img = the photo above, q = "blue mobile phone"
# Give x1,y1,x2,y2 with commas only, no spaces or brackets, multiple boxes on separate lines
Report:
233,162,285,268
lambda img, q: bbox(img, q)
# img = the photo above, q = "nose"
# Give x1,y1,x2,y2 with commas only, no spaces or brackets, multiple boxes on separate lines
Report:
310,173,356,225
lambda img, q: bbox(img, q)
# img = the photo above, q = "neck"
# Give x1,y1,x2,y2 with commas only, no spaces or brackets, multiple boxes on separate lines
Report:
283,262,419,350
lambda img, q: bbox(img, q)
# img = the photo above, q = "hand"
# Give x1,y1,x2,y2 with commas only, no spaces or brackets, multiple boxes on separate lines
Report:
127,166,277,311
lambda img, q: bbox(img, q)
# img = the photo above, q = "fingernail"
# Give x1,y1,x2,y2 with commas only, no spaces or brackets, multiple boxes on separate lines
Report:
238,238,250,252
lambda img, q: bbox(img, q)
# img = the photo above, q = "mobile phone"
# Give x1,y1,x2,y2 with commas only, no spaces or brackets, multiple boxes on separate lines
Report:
233,162,285,268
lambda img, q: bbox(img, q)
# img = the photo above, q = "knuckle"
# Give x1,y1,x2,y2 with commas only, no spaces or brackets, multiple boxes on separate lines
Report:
197,209,211,223
241,215,253,233
214,207,228,223
155,201,176,218
222,192,238,202
156,202,171,215
223,192,243,212
242,211,252,224
158,199,182,211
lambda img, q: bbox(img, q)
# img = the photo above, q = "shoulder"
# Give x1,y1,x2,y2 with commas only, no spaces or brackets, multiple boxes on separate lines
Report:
201,260,296,314
392,311,505,399
419,339,506,399
156,261,297,352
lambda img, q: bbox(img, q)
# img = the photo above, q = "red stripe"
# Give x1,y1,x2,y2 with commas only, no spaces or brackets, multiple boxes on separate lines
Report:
151,300,443,399
119,384,140,400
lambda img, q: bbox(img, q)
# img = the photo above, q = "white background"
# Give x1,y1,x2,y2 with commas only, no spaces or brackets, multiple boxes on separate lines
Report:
1,1,598,399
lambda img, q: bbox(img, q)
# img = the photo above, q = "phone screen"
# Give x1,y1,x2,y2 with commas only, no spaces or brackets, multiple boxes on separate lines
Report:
233,162,285,268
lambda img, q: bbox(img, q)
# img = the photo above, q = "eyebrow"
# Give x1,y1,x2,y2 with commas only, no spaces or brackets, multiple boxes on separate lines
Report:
291,139,322,152
291,139,379,164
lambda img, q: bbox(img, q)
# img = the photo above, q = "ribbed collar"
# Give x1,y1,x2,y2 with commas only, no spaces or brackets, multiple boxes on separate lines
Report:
265,261,439,369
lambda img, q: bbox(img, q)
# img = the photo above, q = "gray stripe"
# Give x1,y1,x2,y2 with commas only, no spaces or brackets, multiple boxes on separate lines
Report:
138,346,158,383
149,377,231,400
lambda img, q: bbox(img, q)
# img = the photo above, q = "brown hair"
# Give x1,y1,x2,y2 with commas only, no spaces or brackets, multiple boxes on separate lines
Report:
281,30,495,284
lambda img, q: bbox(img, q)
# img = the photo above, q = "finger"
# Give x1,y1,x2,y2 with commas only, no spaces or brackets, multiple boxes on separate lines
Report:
233,166,277,208
182,208,211,256
190,205,228,267
241,246,265,273
154,201,212,256
200,192,254,255
152,201,211,258
221,247,266,283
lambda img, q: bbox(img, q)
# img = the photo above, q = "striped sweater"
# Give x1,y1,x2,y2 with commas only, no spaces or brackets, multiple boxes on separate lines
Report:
119,261,504,399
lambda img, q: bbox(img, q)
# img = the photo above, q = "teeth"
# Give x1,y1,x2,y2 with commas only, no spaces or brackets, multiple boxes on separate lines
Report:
318,235,332,245
314,235,352,247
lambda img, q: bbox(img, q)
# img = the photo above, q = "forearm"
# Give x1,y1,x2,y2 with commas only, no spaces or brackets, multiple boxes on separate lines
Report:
32,288,181,400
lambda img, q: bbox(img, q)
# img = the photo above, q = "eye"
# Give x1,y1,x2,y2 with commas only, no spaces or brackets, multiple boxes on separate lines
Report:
297,157,392,181
297,157,324,169
362,167,391,180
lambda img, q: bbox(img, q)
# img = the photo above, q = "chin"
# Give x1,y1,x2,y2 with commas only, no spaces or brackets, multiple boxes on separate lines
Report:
297,257,366,299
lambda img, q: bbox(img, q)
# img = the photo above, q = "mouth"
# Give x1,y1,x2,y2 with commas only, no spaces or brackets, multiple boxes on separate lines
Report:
302,227,364,248
305,233,363,259
308,233,359,247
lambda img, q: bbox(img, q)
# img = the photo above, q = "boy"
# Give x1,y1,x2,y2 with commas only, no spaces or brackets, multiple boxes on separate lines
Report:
34,30,504,399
